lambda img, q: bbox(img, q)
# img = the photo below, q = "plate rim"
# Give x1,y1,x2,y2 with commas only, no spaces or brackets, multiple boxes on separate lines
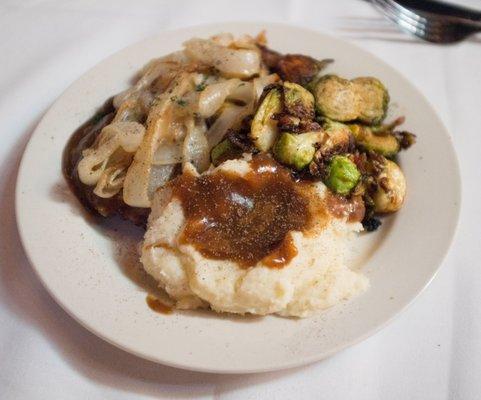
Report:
15,21,462,374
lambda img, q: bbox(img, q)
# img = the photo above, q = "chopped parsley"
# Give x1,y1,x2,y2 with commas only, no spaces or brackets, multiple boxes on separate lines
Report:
170,95,187,106
195,82,207,92
195,76,208,92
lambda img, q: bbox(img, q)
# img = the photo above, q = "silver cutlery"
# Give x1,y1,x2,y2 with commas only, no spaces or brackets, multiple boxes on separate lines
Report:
370,0,481,43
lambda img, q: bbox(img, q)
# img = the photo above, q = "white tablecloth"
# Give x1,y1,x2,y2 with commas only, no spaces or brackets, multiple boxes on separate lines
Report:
1,1,480,398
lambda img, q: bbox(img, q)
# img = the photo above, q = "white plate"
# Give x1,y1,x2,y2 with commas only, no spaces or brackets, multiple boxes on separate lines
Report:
16,22,461,373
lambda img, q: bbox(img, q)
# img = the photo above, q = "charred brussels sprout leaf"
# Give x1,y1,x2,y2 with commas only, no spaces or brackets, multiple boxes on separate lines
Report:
349,124,400,157
325,155,361,196
362,217,382,232
276,54,330,85
311,75,389,125
395,131,417,150
250,86,283,151
283,81,315,119
273,131,322,170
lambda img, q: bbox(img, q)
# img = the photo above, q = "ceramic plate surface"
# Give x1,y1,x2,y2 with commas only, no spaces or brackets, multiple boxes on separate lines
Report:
16,22,460,373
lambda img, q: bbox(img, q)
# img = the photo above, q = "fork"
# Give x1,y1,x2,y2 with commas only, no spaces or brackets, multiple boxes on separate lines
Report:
370,0,481,43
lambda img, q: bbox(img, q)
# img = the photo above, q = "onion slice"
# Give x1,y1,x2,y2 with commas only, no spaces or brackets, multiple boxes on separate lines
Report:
198,79,240,118
123,73,193,207
77,121,145,186
184,38,260,78
183,118,210,172
206,104,250,149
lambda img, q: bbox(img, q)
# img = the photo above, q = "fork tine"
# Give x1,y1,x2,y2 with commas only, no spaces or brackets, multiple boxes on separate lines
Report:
372,0,448,42
371,0,426,36
382,1,453,42
383,0,428,24
383,0,449,33
373,0,474,43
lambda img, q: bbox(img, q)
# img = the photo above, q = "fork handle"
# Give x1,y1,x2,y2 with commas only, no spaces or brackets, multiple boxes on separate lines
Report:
396,0,481,22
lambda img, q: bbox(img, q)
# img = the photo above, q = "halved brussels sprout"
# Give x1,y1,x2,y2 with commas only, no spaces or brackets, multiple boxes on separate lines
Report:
321,120,352,154
372,158,406,213
210,138,242,166
250,86,283,151
283,81,315,119
325,155,361,196
273,131,322,170
312,75,359,122
312,75,389,125
349,124,399,157
351,77,389,125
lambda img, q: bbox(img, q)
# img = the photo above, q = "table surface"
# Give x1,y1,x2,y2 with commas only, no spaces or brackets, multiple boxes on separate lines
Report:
1,0,480,399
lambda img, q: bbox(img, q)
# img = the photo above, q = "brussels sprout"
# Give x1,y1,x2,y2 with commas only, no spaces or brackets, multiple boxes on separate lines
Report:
351,77,389,125
273,131,323,170
349,124,399,157
283,81,315,119
311,75,389,125
250,86,283,151
321,120,352,154
312,75,359,122
372,159,406,213
210,138,242,166
325,155,361,196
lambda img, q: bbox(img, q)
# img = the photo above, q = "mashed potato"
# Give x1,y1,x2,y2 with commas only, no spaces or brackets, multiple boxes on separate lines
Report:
141,157,368,317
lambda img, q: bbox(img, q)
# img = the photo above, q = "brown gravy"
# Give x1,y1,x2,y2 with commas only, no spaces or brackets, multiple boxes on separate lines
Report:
172,155,312,268
146,294,172,314
261,233,298,268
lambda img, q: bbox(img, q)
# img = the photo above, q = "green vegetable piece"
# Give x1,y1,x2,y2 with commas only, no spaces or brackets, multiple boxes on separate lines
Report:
312,75,359,122
349,124,399,157
372,158,406,213
351,77,389,125
195,82,206,92
250,87,283,152
311,75,389,125
210,139,241,166
273,131,322,170
325,155,361,196
283,81,315,119
321,120,352,153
